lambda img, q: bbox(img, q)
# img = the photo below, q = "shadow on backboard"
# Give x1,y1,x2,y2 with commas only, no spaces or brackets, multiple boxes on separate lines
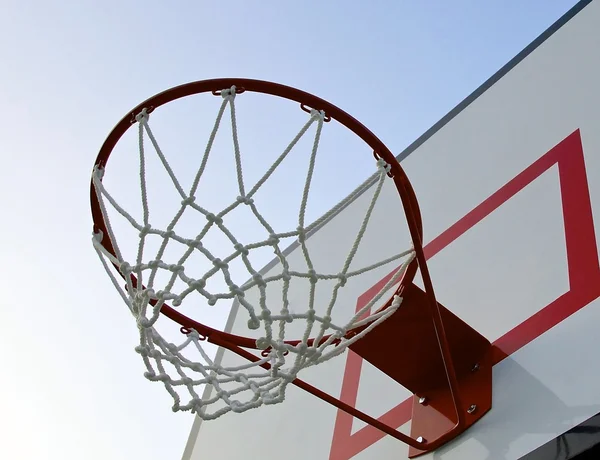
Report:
430,357,600,460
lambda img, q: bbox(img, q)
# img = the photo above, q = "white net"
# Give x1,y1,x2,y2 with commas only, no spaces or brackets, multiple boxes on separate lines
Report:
92,86,415,419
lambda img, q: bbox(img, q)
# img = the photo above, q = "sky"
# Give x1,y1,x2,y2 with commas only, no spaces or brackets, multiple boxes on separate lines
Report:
0,1,583,459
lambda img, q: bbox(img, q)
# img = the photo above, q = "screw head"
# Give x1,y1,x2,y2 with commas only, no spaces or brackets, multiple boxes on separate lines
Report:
467,404,477,414
418,396,427,405
471,363,480,372
416,436,425,444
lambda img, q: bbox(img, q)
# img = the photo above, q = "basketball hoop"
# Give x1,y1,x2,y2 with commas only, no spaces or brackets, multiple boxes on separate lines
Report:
91,78,492,457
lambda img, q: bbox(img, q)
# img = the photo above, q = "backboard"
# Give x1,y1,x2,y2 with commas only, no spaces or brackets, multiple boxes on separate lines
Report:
182,1,600,458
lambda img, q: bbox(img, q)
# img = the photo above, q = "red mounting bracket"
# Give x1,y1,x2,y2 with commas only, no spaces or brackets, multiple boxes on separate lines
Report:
349,282,493,457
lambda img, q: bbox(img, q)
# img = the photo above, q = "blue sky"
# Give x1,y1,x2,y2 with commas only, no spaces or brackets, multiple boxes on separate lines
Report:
0,1,581,459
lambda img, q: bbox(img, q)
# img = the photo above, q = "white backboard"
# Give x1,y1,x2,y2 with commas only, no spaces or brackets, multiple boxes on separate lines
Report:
183,1,600,458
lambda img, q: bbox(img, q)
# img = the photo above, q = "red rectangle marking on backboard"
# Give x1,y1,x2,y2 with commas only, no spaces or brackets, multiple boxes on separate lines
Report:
330,129,600,459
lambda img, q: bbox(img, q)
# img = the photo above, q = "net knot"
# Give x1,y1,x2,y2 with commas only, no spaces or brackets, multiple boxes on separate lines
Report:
92,166,105,180
139,224,152,237
235,374,247,383
234,243,249,256
186,329,202,340
280,309,293,323
135,108,150,123
221,86,237,99
205,213,223,225
143,288,156,299
230,401,244,413
212,258,228,269
247,317,260,330
190,239,203,250
133,289,150,304
181,196,196,206
297,226,307,242
229,284,245,297
310,109,326,121
376,157,391,173
307,269,318,284
281,372,296,382
119,261,132,274
169,263,184,273
281,271,291,282
337,273,348,287
391,295,403,309
156,373,169,382
236,195,254,205
267,234,280,246
256,337,270,349
252,273,266,287
150,349,161,359
304,346,322,361
260,309,273,323
148,260,160,269
296,342,308,353
92,230,103,243
135,345,149,356
334,329,346,341
262,393,276,404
